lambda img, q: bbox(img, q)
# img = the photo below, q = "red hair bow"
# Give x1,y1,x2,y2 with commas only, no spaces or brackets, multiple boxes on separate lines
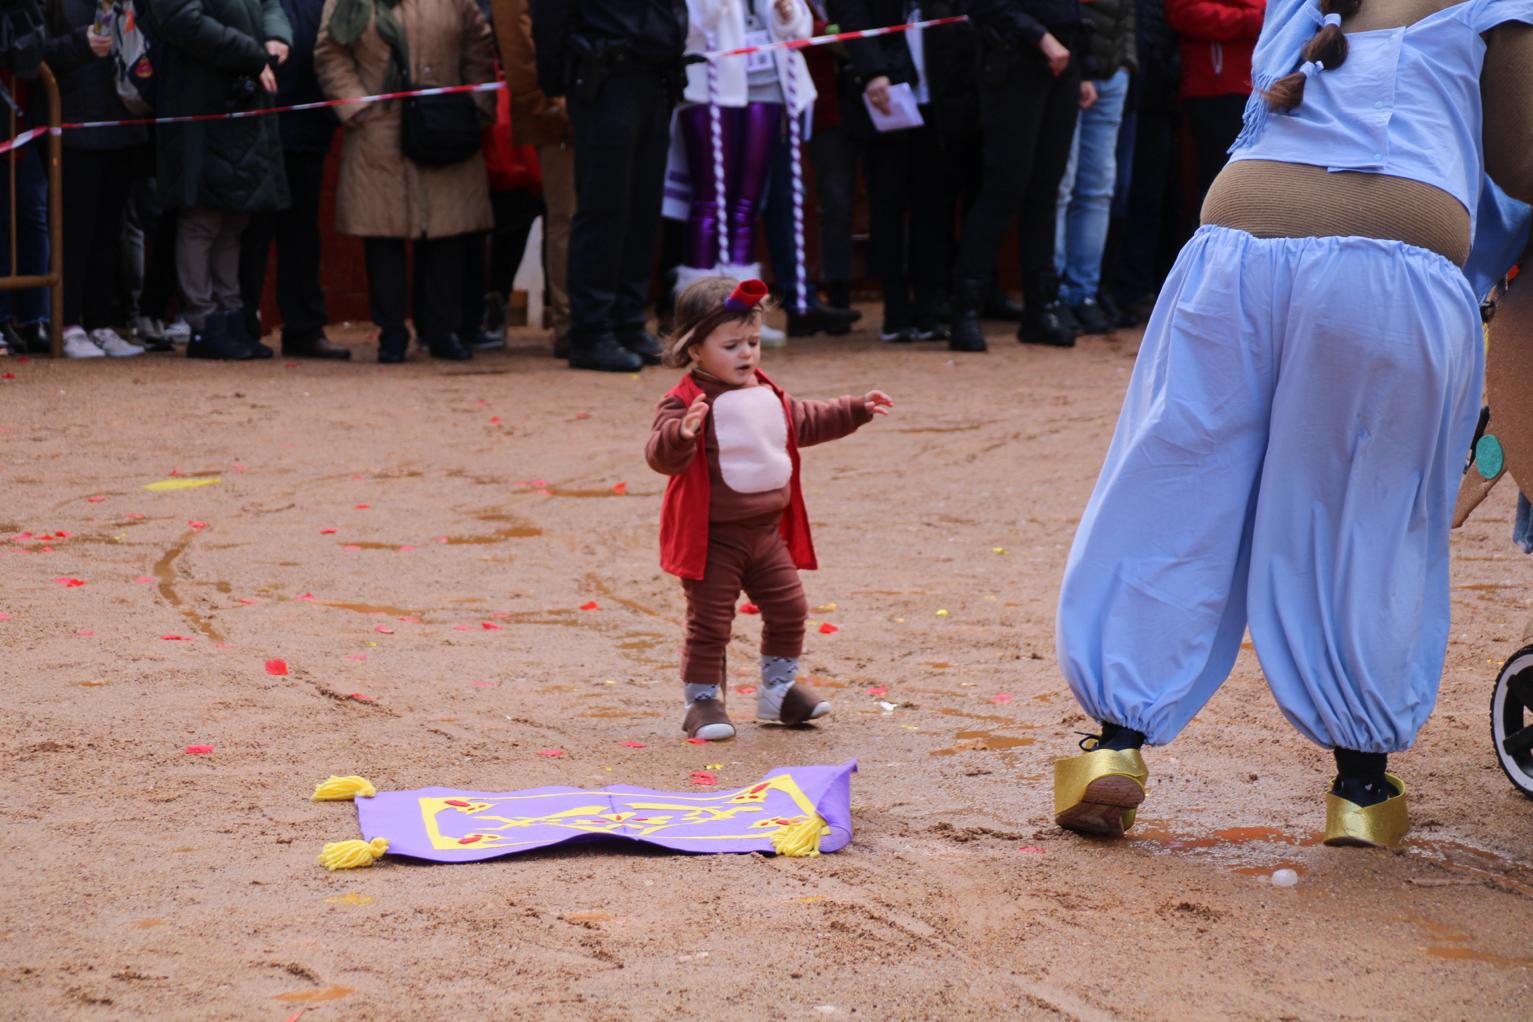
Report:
724,279,769,312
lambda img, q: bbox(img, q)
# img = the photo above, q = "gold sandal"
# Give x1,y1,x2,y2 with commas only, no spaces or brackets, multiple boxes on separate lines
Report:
1053,743,1148,837
1323,772,1408,847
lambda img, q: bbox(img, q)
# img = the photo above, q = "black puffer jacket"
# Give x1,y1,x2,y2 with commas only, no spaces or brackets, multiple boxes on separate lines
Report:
1081,0,1135,79
145,0,292,212
49,0,150,150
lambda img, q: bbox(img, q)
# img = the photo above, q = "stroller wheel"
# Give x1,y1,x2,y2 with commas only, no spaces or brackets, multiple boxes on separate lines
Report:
1491,644,1533,799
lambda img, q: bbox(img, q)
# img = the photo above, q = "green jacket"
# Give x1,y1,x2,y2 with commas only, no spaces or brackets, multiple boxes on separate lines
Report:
1083,0,1136,80
148,0,293,212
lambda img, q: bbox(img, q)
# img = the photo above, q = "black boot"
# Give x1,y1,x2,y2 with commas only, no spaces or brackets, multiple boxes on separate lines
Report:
947,280,988,353
282,332,352,360
788,302,859,337
1019,277,1079,348
618,329,664,366
225,310,273,359
378,330,408,364
187,311,256,360
1332,749,1395,807
569,333,642,372
824,281,860,319
1070,298,1115,335
428,333,474,360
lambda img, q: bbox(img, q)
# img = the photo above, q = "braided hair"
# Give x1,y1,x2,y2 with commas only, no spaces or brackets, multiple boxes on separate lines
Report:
1264,0,1361,112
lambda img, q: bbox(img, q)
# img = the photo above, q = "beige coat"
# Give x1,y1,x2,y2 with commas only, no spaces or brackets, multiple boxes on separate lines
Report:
491,0,568,147
314,0,497,239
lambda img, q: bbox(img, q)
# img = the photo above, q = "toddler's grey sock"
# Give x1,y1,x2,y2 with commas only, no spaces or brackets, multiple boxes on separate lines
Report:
684,682,721,708
757,656,799,717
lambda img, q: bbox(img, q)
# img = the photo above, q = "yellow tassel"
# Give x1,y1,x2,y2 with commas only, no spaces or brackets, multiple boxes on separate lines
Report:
318,836,389,870
770,815,828,858
311,775,377,801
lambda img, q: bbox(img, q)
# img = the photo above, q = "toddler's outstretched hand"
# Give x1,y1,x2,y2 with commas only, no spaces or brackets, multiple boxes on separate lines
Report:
864,390,894,417
679,395,711,440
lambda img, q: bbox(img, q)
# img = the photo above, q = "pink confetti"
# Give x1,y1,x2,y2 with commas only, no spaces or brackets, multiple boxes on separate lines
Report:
296,592,316,601
398,544,416,552
184,744,214,755
739,602,760,615
574,411,591,420
374,625,394,635
480,621,501,631
75,630,95,637
453,624,472,632
580,601,600,611
344,655,368,662
489,416,502,424
1018,845,1045,855
187,520,207,530
474,398,488,407
689,771,717,786
0,612,10,621
738,685,757,695
866,686,888,696
134,576,155,584
432,535,449,544
86,495,106,503
991,693,1014,704
53,577,86,587
127,512,145,520
611,481,628,495
160,634,194,641
471,680,496,688
621,741,647,749
347,692,371,702
264,658,289,676
320,528,337,534
237,598,259,605
342,544,362,552
397,616,419,623
818,623,839,635
354,503,370,510
232,463,248,473
537,748,565,758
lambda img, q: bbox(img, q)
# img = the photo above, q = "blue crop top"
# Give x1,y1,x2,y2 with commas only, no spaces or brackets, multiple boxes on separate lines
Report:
1229,0,1533,295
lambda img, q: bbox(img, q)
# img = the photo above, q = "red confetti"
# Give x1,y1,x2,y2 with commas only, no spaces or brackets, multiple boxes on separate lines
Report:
738,685,757,695
374,624,394,634
685,737,708,745
86,495,106,503
264,658,289,676
53,577,86,587
184,745,213,755
474,398,488,407
574,411,591,419
457,835,482,845
739,602,760,615
237,597,260,605
579,601,599,611
347,692,370,701
1018,845,1045,855
320,527,337,534
127,512,145,520
75,630,95,637
866,686,888,696
611,481,628,495
0,372,14,381
0,612,10,621
342,544,362,552
187,520,207,530
284,362,298,369
537,748,565,758
480,621,501,631
160,634,194,641
445,799,472,807
689,771,717,786
489,415,502,424
296,592,316,601
134,575,155,584
818,622,839,635
622,741,648,748
991,693,1014,704
354,503,370,510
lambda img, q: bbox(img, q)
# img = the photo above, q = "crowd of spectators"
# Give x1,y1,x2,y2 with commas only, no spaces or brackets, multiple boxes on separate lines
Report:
0,0,1266,367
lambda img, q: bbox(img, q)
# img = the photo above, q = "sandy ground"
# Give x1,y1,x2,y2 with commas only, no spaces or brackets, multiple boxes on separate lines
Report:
2,314,1531,1022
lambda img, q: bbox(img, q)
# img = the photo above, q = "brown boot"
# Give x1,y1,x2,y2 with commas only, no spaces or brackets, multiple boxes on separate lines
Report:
773,682,831,726
683,698,736,741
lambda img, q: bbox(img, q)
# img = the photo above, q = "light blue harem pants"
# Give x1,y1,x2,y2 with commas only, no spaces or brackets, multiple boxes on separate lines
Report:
1057,226,1483,753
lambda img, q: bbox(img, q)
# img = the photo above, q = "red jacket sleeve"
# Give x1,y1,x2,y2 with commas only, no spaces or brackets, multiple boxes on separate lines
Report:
1165,0,1264,42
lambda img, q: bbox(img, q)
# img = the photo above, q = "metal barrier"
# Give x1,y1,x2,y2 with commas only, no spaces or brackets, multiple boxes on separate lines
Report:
2,61,62,358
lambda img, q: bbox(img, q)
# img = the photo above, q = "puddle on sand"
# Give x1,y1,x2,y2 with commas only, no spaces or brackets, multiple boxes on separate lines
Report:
522,486,624,498
931,706,1032,727
153,535,225,643
273,985,356,1004
1400,915,1533,969
930,729,1037,756
439,525,543,545
1129,825,1325,853
1405,836,1533,898
317,599,424,618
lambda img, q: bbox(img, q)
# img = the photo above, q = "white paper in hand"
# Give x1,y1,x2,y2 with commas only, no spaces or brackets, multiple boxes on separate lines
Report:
862,82,924,133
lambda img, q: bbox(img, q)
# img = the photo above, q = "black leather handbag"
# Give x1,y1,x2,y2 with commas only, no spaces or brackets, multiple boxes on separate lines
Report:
399,80,481,166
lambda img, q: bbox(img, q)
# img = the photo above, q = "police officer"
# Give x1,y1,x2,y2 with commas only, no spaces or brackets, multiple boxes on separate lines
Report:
531,0,687,372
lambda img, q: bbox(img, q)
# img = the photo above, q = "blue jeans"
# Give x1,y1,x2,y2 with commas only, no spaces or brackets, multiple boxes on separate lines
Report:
1054,69,1129,306
0,143,51,324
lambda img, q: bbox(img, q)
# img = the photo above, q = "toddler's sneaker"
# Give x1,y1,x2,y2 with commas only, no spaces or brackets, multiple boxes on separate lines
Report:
62,326,105,358
757,680,831,725
91,327,145,357
683,696,737,741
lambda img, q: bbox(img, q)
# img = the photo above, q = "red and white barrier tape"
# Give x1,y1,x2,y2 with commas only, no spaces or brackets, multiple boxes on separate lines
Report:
699,14,968,60
0,16,969,152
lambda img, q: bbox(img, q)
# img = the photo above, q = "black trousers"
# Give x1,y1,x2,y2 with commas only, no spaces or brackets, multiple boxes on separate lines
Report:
62,147,138,329
1184,94,1247,209
566,69,673,342
864,117,953,327
954,52,1081,299
364,235,465,349
448,188,544,335
1114,101,1181,306
239,149,330,343
807,124,860,288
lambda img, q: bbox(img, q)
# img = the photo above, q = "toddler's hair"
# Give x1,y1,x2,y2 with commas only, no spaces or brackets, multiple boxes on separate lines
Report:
662,276,777,369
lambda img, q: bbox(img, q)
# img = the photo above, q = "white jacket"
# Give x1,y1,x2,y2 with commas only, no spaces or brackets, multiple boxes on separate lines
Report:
682,0,817,114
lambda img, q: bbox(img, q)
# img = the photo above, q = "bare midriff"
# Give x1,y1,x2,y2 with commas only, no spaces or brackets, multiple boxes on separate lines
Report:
1202,160,1471,266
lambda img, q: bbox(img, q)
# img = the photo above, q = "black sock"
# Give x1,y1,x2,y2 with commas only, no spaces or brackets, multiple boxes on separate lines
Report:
1332,749,1394,806
1099,721,1146,751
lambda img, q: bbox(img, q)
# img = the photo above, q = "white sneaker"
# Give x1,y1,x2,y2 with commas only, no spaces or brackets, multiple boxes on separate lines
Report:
91,327,145,357
134,316,165,342
62,326,106,359
759,320,787,349
164,317,192,344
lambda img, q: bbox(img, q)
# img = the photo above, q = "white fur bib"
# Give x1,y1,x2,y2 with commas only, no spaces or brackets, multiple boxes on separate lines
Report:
712,387,792,493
